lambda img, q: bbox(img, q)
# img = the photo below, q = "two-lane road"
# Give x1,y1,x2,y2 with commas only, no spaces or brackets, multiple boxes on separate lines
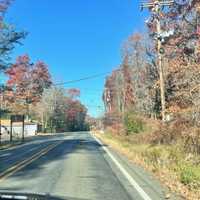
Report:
0,132,169,200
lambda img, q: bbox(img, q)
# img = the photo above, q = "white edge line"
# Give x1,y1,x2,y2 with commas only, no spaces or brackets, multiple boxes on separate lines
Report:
92,134,152,200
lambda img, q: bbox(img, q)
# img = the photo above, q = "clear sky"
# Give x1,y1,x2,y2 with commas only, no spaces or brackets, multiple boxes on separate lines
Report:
5,0,147,117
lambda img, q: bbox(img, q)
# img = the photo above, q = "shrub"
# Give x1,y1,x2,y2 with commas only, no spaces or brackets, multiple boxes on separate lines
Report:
124,113,144,134
150,117,190,145
103,112,122,128
183,128,200,155
168,145,183,163
142,146,164,170
180,165,200,189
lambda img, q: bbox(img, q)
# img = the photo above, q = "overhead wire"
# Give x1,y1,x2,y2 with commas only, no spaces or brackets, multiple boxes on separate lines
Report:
1,69,123,112
53,68,122,86
53,72,111,86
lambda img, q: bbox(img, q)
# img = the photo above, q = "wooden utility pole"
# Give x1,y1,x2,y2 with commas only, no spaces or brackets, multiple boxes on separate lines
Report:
0,87,4,145
10,119,12,142
22,115,25,142
141,0,174,121
155,3,166,121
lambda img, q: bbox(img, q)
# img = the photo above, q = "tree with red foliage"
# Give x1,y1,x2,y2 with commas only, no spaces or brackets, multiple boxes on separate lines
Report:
5,54,52,114
35,87,88,132
103,32,156,118
122,56,135,111
103,69,124,113
31,61,52,101
65,99,87,131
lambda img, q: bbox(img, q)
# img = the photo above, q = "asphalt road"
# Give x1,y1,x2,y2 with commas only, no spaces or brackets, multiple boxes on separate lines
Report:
0,132,171,200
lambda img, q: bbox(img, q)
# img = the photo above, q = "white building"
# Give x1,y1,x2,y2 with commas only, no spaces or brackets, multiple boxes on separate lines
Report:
1,122,38,141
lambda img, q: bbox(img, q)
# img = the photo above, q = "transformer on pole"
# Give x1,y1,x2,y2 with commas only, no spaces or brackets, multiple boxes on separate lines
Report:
140,0,174,121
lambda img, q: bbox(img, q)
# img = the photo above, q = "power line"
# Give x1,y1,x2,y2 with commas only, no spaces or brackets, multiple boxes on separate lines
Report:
85,105,104,108
75,88,104,92
53,68,122,86
54,72,111,86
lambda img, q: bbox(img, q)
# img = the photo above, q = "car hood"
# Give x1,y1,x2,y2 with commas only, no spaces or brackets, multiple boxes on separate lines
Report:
0,191,89,200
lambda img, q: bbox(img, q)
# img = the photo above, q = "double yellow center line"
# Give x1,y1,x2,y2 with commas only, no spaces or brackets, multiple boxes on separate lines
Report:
0,141,63,181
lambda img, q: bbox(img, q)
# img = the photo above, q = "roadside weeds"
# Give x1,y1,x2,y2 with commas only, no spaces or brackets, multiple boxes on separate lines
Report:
94,131,200,200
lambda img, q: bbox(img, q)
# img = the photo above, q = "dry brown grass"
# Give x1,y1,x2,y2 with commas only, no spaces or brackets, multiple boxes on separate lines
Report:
95,122,200,200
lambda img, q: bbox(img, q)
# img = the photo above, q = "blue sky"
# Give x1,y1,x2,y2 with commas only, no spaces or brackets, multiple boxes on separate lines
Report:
5,0,147,117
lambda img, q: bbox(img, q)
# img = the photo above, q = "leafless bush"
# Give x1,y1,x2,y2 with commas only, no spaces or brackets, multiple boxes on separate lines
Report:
183,128,200,155
146,116,200,155
150,117,191,145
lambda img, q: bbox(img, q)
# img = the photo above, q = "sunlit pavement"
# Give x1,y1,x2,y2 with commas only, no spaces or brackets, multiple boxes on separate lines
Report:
0,132,169,200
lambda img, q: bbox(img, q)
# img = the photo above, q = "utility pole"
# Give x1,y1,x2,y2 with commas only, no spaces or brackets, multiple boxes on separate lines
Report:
141,0,174,121
22,115,25,142
0,86,4,145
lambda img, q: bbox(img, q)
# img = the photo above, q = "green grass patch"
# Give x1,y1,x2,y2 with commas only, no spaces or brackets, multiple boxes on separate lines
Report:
124,112,145,134
180,165,200,189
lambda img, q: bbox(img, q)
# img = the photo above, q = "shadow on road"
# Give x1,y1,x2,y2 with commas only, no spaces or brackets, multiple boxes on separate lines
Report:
0,133,133,200
0,133,106,181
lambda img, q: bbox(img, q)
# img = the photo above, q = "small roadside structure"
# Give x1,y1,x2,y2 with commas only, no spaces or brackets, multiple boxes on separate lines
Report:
1,119,38,142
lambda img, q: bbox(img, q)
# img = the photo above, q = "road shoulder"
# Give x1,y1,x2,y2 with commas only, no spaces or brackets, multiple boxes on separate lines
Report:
92,132,181,200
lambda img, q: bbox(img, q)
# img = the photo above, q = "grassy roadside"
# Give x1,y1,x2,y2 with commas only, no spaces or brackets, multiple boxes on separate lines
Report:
94,131,200,200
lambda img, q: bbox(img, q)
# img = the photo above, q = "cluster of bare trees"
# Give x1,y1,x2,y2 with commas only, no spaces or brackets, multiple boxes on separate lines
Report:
103,34,157,118
103,0,200,126
35,87,88,132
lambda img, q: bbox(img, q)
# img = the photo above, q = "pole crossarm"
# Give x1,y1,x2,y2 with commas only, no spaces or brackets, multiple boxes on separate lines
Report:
141,0,174,10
